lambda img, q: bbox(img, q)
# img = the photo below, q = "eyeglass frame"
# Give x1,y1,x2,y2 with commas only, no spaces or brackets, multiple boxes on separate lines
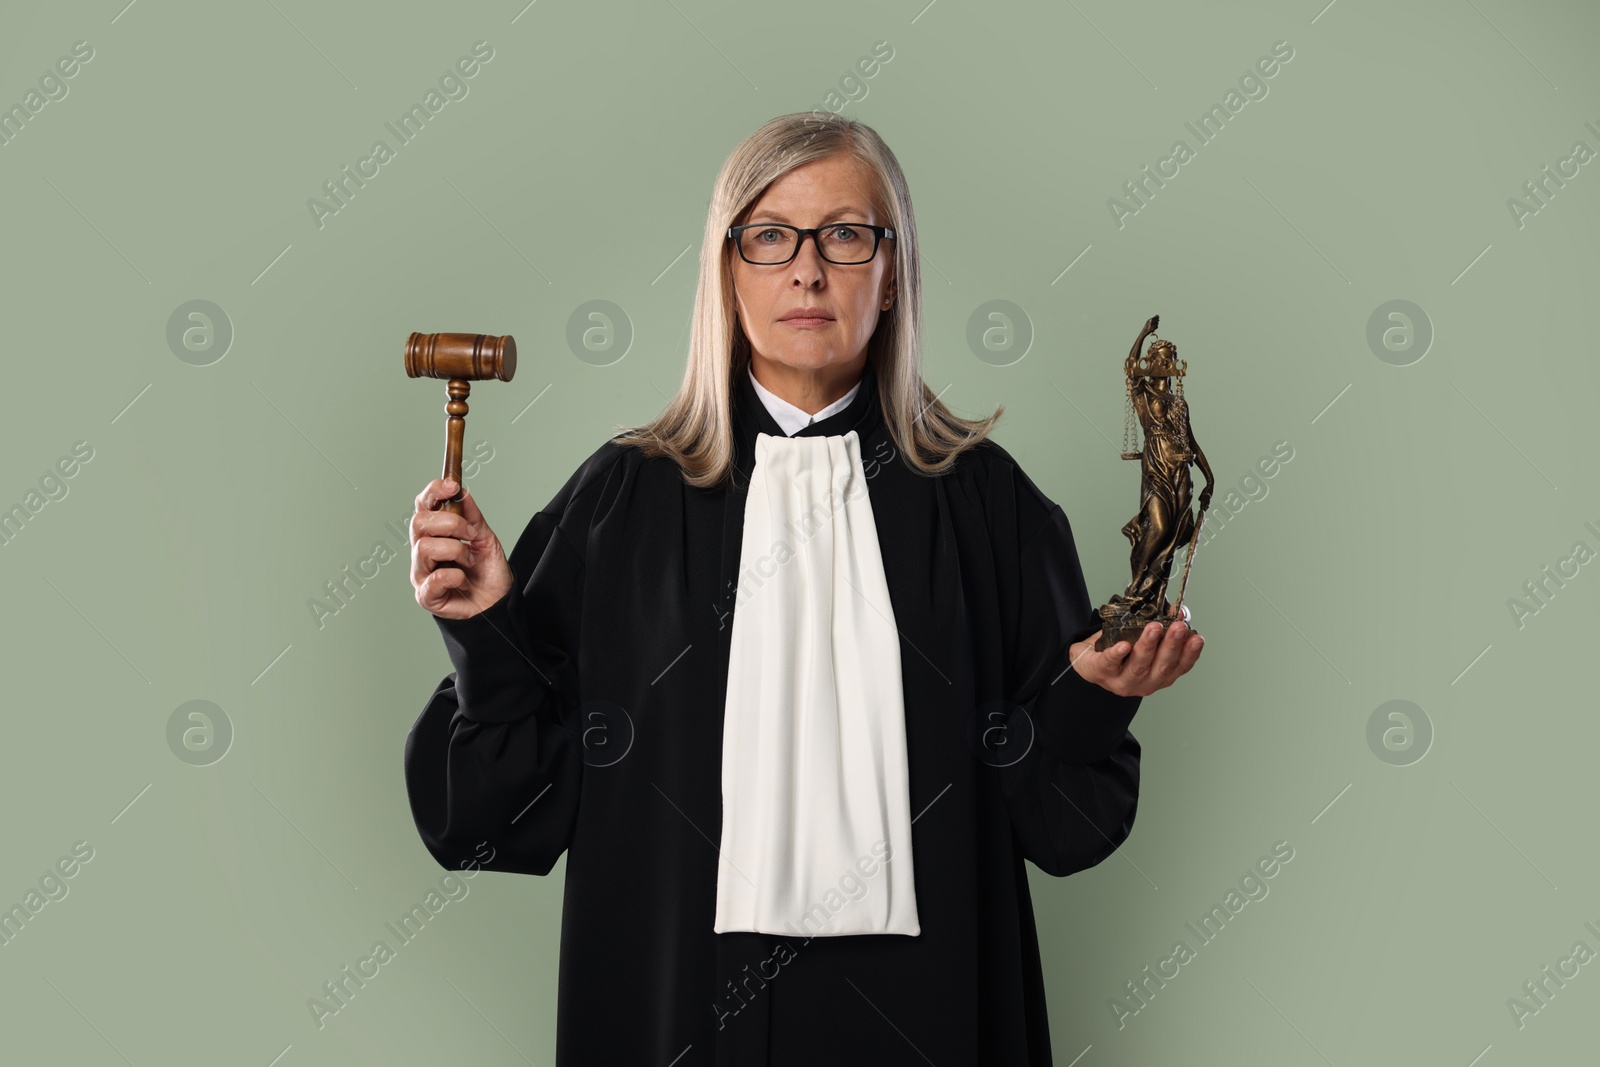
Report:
726,221,896,266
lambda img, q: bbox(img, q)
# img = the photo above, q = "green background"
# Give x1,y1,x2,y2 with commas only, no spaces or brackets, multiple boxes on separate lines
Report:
2,0,1596,1062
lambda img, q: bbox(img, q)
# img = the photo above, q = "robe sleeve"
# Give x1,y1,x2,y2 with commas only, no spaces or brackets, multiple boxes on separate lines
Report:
402,478,592,879
995,499,1144,879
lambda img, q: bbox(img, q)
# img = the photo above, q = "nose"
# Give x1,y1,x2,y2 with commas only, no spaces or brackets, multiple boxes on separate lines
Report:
788,234,827,286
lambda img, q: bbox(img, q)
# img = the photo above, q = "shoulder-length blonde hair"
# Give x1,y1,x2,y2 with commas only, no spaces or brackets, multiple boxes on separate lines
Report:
613,111,1002,488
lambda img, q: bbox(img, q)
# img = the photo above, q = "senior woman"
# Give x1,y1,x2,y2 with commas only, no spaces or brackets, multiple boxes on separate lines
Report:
404,111,1203,1065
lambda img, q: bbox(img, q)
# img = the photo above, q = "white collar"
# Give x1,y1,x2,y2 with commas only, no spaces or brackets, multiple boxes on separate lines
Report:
747,364,862,436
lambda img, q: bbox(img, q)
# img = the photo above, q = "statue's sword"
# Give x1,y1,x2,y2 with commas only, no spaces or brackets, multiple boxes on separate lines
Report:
1170,502,1205,620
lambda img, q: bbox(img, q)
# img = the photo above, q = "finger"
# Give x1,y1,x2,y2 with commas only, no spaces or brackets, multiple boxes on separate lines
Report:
411,508,471,545
1153,630,1205,684
1095,628,1135,655
420,562,469,605
1075,630,1114,659
454,484,488,528
1150,621,1190,678
416,535,473,569
1070,632,1125,680
431,574,497,617
1120,622,1165,681
1176,632,1205,674
416,478,458,514
425,575,484,617
411,536,472,589
1094,634,1134,669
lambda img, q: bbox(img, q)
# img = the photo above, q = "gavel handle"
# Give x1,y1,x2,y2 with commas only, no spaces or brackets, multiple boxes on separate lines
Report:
440,378,469,516
432,379,469,569
432,454,464,563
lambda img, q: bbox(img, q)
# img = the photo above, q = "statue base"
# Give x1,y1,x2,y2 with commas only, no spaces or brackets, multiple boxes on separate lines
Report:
1095,600,1194,652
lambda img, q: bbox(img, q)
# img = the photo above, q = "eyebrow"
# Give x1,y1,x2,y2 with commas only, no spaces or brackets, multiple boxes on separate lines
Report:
746,206,873,224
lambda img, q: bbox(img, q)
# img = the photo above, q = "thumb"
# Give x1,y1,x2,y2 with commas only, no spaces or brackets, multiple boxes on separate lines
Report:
1075,633,1132,680
456,485,491,533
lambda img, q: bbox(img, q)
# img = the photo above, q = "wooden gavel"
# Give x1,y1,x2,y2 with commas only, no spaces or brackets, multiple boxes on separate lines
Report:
404,332,516,517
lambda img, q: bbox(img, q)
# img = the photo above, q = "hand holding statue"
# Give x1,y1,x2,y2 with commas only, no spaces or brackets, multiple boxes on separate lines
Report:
1070,619,1203,697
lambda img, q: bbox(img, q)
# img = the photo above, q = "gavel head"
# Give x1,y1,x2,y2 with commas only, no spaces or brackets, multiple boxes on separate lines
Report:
405,332,516,521
404,332,516,382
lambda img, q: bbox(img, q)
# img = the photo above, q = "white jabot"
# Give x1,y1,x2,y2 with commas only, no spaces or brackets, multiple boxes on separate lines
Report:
713,429,921,937
747,364,862,437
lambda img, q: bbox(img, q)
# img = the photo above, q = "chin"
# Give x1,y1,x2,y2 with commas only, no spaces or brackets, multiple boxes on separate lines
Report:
758,347,839,372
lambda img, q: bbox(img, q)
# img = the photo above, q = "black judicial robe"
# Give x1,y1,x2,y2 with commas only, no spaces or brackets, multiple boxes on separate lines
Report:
403,359,1143,1065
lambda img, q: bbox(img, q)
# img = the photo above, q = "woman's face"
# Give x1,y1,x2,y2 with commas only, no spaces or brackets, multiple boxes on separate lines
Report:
730,152,896,382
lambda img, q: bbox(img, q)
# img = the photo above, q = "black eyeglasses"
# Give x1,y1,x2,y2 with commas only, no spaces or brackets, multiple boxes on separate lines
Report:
727,222,895,265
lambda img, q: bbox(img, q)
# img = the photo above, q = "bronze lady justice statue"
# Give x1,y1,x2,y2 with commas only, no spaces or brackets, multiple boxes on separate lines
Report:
1096,315,1214,651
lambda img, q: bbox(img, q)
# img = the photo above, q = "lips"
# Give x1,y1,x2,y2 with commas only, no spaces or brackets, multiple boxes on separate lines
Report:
779,307,834,325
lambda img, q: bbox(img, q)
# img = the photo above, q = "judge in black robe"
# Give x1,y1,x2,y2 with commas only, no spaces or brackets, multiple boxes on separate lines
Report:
404,353,1150,1065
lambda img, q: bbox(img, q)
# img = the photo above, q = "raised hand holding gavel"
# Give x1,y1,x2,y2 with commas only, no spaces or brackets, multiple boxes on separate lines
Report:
410,477,513,620
403,332,517,620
